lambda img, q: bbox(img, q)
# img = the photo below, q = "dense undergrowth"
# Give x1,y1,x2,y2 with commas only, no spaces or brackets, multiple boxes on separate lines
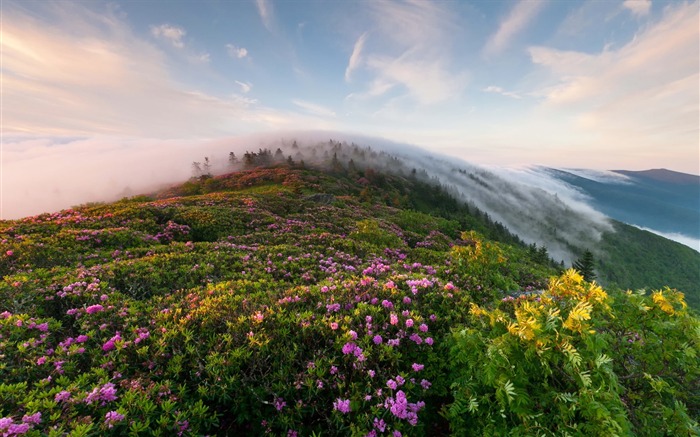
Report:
1,164,698,436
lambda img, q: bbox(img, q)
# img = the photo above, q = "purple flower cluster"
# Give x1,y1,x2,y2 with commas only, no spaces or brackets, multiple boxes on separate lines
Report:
84,382,118,405
341,342,366,361
274,397,287,411
134,328,150,344
384,390,425,426
55,390,71,402
104,411,125,428
85,304,104,314
333,398,351,414
102,332,122,351
0,412,41,436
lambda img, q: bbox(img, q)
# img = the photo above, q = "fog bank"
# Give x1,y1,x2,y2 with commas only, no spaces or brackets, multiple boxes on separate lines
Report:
1,130,640,262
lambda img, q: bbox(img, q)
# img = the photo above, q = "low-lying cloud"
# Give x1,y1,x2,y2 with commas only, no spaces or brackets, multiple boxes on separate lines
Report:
9,131,696,262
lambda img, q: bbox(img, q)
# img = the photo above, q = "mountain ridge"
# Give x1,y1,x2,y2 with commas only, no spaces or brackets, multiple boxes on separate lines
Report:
541,166,700,248
612,168,700,184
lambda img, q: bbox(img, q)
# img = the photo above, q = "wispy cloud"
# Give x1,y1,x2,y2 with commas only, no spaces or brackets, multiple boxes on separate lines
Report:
555,1,622,38
623,0,652,17
528,1,699,173
483,0,546,57
345,32,368,82
350,1,467,105
1,2,335,138
226,43,248,59
346,79,395,101
194,52,211,63
235,81,253,93
255,0,274,32
150,24,186,48
366,54,467,105
292,100,336,118
483,85,522,99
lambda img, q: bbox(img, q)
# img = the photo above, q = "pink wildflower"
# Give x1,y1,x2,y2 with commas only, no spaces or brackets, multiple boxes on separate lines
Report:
102,332,121,351
333,398,351,414
342,342,357,355
274,397,287,411
55,390,71,402
22,412,41,425
86,304,104,314
8,423,29,434
104,411,124,428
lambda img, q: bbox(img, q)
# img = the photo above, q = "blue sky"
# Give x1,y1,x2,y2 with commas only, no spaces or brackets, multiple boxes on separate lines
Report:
3,0,699,182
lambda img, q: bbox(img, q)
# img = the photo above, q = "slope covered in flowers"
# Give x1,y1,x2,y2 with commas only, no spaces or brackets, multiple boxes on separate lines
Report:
1,165,698,436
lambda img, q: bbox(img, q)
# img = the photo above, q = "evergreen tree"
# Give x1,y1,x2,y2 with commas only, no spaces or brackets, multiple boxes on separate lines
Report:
243,152,255,169
202,157,212,177
573,250,597,281
331,152,343,173
348,159,358,176
191,161,203,178
228,152,238,168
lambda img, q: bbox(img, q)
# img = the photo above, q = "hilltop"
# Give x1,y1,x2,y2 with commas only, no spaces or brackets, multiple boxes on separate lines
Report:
1,159,698,435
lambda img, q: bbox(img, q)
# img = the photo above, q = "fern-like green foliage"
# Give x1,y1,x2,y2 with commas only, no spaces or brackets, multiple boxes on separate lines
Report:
446,270,699,436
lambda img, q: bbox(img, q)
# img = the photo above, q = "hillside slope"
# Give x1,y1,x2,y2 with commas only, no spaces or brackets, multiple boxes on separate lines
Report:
598,222,700,308
1,164,698,436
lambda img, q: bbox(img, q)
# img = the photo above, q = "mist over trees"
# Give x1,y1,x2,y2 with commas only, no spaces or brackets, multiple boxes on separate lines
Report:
195,139,611,265
175,139,699,304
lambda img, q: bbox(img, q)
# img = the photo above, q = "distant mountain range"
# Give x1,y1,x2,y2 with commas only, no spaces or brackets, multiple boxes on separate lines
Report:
541,167,700,248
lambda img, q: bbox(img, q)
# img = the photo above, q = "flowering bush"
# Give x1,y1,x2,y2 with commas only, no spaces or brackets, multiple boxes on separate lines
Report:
0,166,697,436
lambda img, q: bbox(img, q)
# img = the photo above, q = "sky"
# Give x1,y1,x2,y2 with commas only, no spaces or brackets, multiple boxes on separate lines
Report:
2,0,699,219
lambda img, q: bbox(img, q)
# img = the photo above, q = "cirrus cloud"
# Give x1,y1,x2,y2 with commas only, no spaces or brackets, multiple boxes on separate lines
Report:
528,1,699,173
483,0,547,57
349,1,468,105
1,1,339,139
